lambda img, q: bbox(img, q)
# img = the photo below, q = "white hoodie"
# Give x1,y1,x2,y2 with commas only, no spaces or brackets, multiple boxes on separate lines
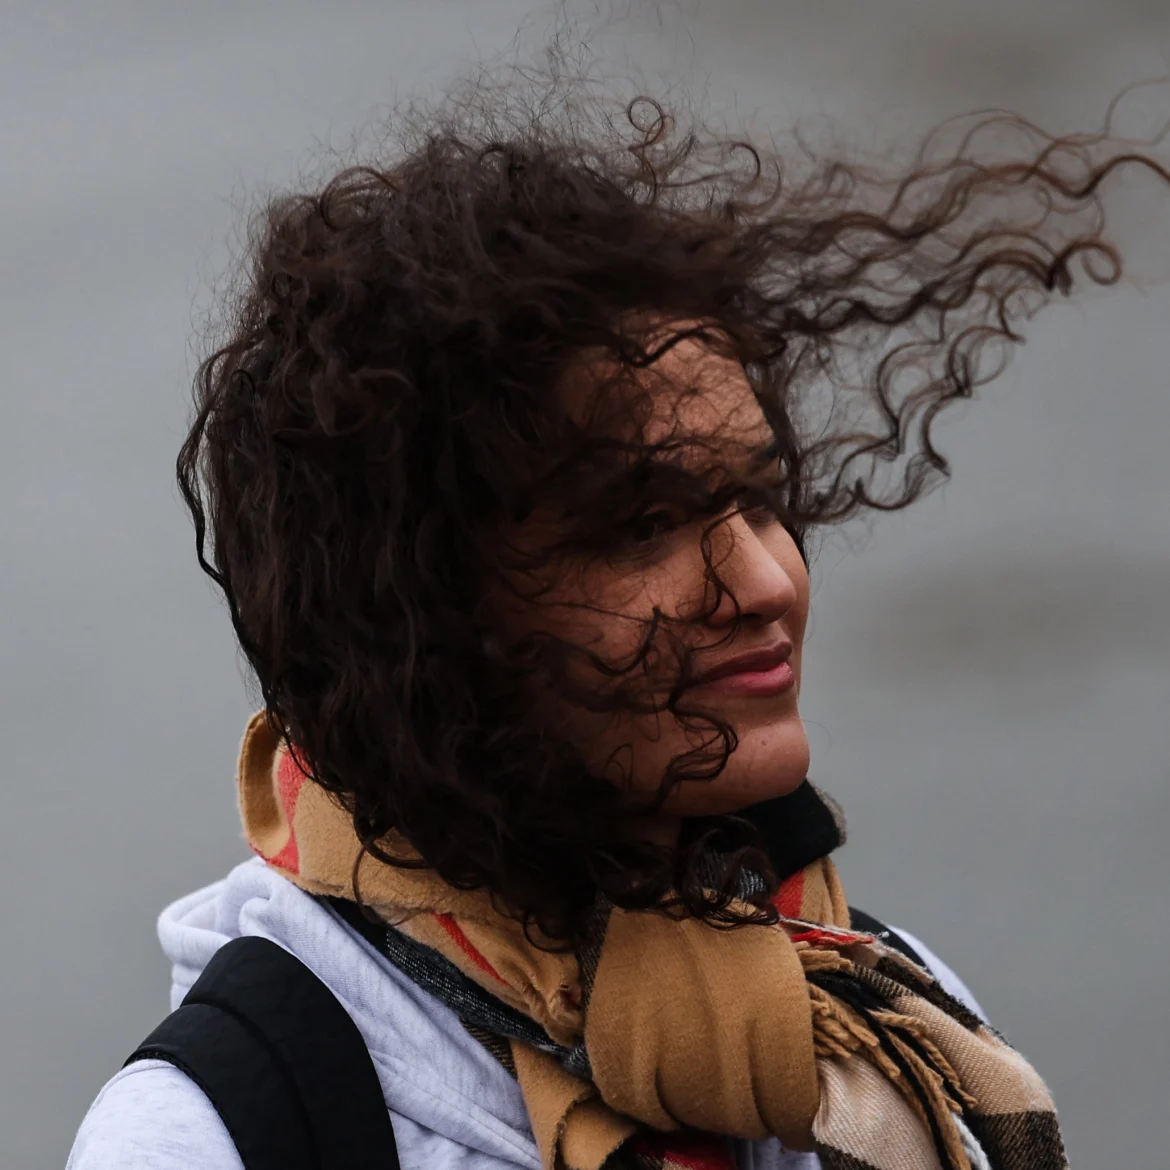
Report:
66,857,985,1170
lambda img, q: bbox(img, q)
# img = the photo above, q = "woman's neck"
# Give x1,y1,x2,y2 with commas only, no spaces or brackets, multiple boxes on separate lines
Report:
629,812,683,848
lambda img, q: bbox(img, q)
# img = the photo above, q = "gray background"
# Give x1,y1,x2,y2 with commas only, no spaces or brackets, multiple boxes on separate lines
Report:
2,2,1167,1167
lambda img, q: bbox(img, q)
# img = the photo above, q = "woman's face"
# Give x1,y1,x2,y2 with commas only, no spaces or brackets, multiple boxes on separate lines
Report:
498,333,810,837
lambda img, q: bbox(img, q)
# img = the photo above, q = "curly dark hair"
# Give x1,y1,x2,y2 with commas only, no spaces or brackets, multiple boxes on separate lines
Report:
177,72,1169,945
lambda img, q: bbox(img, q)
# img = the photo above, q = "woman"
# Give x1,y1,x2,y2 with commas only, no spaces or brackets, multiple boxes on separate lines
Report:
67,78,1166,1170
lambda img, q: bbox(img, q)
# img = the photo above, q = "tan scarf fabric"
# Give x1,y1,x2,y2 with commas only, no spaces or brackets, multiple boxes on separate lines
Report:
237,711,1067,1170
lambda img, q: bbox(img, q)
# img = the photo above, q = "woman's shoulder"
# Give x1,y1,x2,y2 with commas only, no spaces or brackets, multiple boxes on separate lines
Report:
67,1059,241,1170
66,860,541,1170
66,1058,536,1170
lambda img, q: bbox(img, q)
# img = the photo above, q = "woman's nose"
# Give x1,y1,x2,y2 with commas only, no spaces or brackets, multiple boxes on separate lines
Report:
704,512,797,627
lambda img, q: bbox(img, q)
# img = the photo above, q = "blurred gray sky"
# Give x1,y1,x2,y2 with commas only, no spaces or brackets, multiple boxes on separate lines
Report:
1,3,1167,1167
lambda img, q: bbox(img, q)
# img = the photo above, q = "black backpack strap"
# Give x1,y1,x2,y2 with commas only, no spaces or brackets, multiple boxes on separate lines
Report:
848,906,929,971
126,935,400,1170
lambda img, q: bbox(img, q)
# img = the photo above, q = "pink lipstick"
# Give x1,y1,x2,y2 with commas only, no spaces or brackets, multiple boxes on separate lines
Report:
691,643,795,697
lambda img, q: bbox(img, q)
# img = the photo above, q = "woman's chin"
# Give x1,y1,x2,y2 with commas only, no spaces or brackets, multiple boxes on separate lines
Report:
666,716,810,816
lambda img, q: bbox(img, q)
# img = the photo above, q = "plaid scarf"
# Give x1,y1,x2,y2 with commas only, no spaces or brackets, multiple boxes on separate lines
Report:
237,710,1067,1170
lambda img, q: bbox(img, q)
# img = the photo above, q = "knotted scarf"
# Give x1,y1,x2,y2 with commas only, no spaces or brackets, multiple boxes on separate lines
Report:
236,711,1067,1170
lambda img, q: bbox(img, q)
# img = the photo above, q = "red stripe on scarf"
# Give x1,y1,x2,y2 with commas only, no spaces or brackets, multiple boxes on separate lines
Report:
433,912,508,985
632,1134,735,1170
665,1149,736,1170
771,870,804,918
268,750,307,874
789,927,873,947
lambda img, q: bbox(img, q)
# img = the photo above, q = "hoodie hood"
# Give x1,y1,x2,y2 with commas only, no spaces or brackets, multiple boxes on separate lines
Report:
158,856,543,1169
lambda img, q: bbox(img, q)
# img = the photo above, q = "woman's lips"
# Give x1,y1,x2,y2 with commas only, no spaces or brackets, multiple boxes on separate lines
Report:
690,644,796,697
706,659,795,697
